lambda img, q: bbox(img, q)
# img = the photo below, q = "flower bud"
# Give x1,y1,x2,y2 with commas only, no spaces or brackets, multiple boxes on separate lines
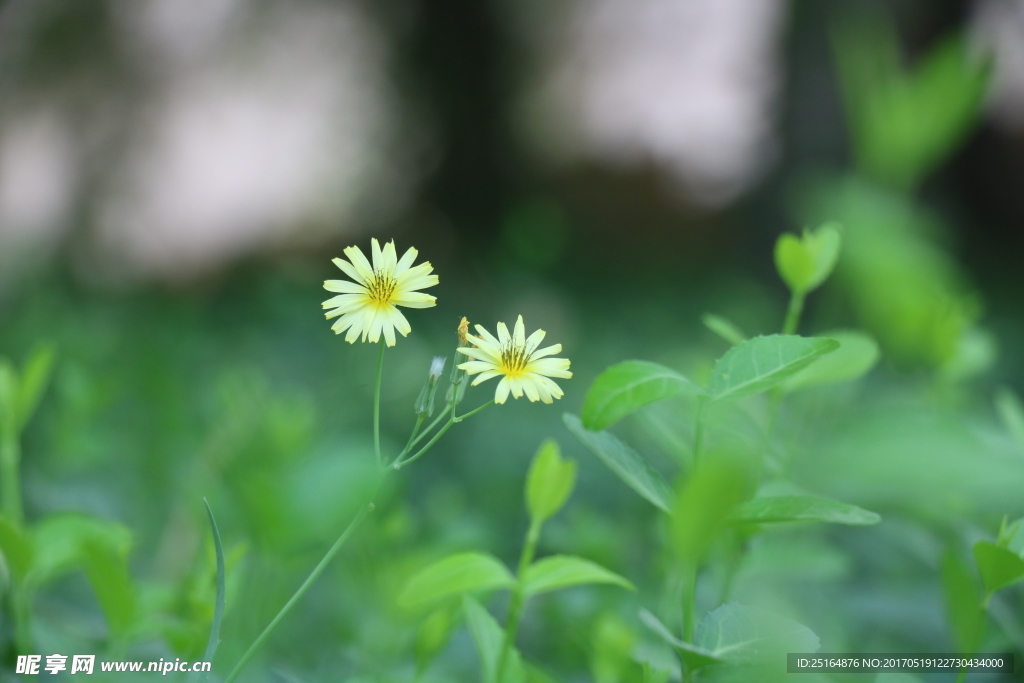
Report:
414,356,446,417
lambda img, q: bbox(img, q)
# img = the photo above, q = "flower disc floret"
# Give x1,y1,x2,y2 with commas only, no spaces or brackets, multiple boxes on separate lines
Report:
457,315,572,404
322,238,438,346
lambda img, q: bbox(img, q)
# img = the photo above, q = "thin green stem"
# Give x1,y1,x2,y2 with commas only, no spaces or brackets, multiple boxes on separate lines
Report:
373,340,385,468
681,564,697,683
782,290,805,336
1,431,23,527
393,401,494,470
408,410,447,452
12,585,32,654
497,519,541,683
224,501,373,683
398,414,426,464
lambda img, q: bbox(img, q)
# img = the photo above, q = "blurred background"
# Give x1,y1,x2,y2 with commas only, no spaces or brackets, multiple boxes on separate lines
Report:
2,0,1024,680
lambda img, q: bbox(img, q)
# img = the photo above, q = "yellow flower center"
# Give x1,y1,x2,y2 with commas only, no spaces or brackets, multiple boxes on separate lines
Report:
366,270,397,306
500,343,529,378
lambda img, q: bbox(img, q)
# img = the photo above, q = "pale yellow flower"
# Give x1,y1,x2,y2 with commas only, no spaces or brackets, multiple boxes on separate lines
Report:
323,239,438,346
457,315,571,404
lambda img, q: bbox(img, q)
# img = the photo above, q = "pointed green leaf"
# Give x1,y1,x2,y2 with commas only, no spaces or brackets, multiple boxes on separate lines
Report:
563,413,672,512
16,343,56,431
702,314,746,346
640,609,723,671
973,541,1024,597
523,555,634,597
0,516,33,581
526,439,576,523
941,550,984,653
81,540,136,636
782,331,879,391
582,361,706,431
729,496,880,526
708,335,840,401
695,603,820,663
399,552,515,609
199,499,226,677
463,595,525,683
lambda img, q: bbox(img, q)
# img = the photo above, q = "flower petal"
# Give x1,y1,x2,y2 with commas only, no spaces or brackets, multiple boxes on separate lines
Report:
530,344,562,360
497,321,511,345
332,258,366,285
472,325,502,349
324,279,367,294
389,306,411,337
392,292,437,309
513,316,526,348
527,357,572,378
495,377,511,404
521,377,540,402
395,246,418,277
343,246,374,283
458,345,500,363
371,238,384,273
382,240,398,274
470,370,502,385
524,328,546,356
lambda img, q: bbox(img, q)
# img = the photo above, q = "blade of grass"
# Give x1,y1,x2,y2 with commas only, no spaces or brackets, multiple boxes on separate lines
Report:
193,499,226,682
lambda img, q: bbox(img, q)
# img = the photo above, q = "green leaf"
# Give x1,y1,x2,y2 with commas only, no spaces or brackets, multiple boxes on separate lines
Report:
399,552,515,609
81,539,136,636
29,514,132,587
523,555,634,597
463,595,525,683
940,550,983,652
0,516,34,581
415,606,458,675
582,361,706,431
774,225,842,295
199,499,226,677
639,609,723,671
671,455,751,564
728,496,880,526
526,439,577,524
563,413,673,512
708,335,840,401
995,387,1024,456
16,343,56,431
694,603,820,663
973,541,1024,597
782,331,879,391
702,314,746,346
0,359,17,437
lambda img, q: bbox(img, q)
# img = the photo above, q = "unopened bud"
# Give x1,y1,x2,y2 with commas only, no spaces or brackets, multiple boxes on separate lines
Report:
449,317,470,404
414,356,446,417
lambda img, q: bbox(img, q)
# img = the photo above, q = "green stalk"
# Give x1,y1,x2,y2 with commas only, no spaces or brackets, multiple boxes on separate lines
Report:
223,502,373,683
782,290,805,336
399,414,426,463
497,519,542,683
681,564,698,683
1,429,22,527
393,402,493,470
373,340,385,468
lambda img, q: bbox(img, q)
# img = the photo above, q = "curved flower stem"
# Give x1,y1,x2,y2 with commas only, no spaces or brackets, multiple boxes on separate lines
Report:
407,410,447,453
223,499,375,683
497,519,541,683
373,340,385,468
398,414,426,465
393,401,494,470
782,290,805,336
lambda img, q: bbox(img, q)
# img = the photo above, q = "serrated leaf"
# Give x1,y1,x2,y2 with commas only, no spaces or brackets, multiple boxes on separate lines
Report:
695,603,820,663
399,552,515,609
526,440,576,523
582,361,705,431
563,413,672,512
16,343,56,431
523,555,634,597
702,314,746,346
729,496,880,526
973,541,1024,597
639,609,723,671
708,335,840,401
463,595,525,683
782,331,879,391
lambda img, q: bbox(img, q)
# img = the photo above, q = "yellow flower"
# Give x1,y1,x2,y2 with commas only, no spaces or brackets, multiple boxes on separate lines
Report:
457,315,571,404
323,239,438,346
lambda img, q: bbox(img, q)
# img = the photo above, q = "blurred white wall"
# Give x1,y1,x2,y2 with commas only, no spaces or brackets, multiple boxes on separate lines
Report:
516,0,788,206
972,0,1024,133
